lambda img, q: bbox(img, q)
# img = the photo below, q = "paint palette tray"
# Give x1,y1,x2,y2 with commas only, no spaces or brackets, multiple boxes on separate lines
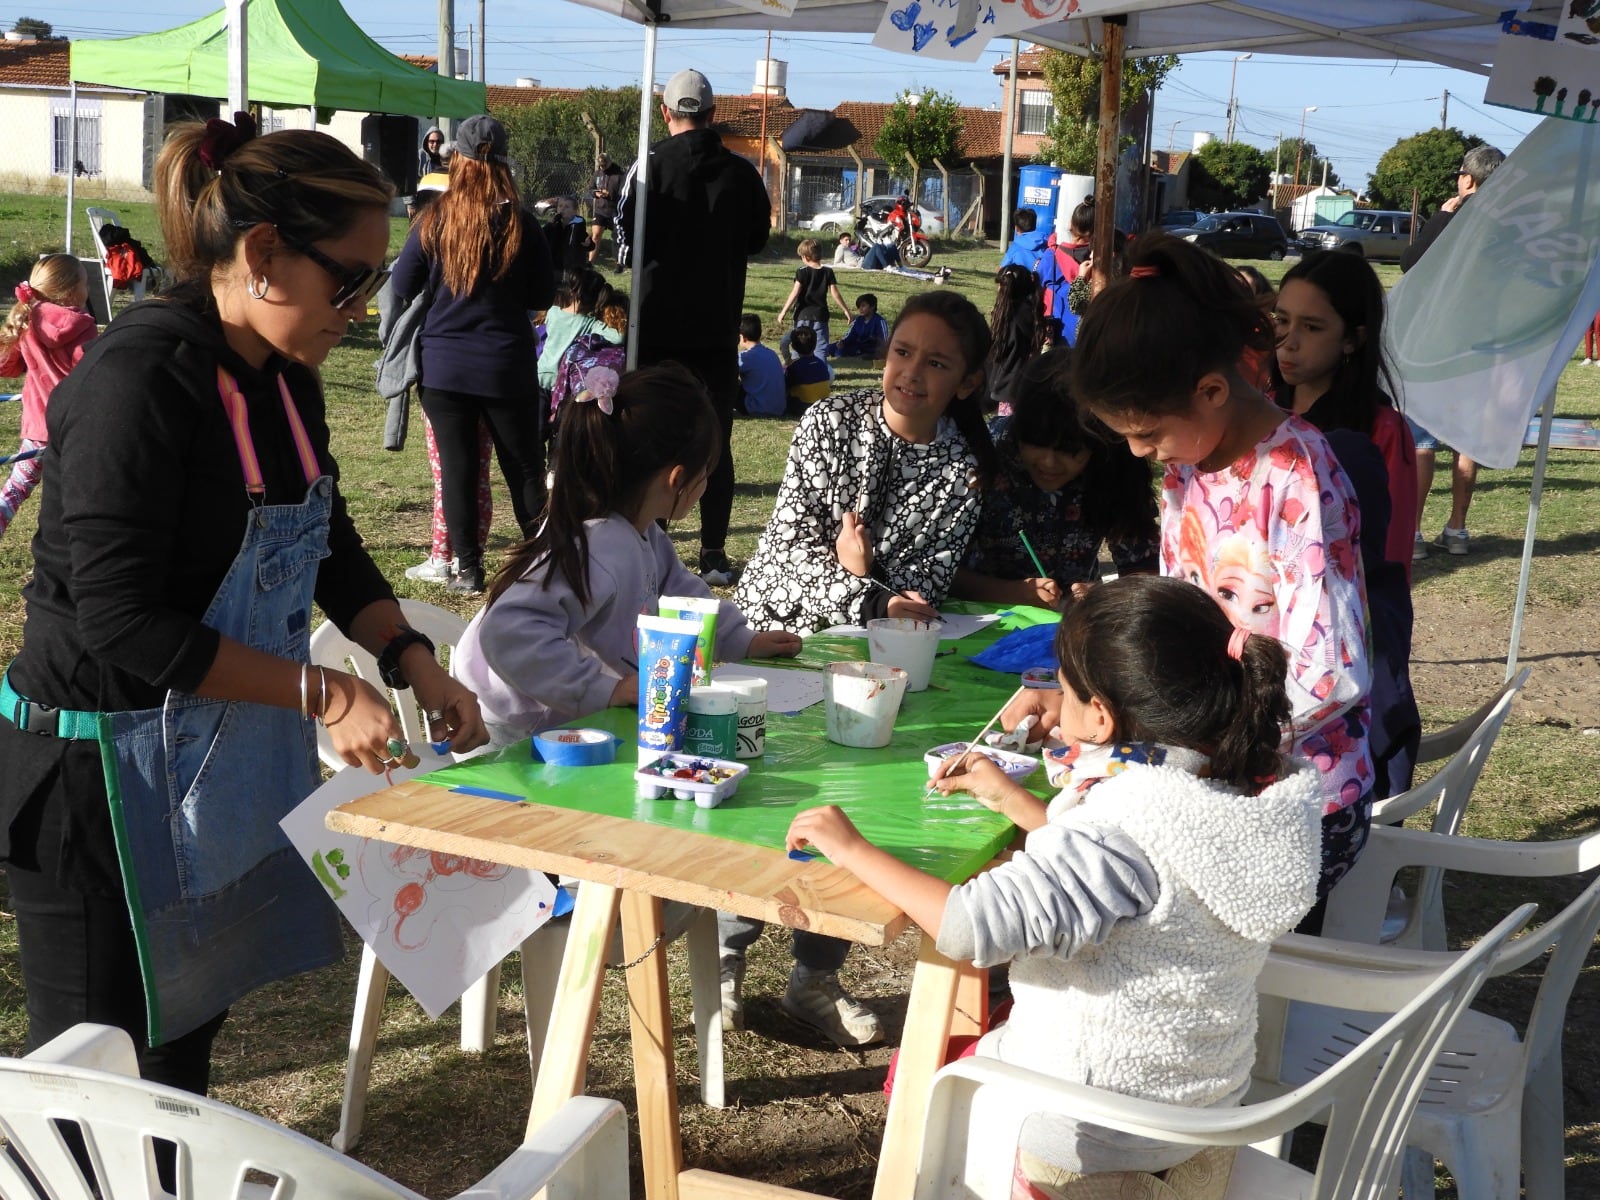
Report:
636,753,749,809
924,743,1040,783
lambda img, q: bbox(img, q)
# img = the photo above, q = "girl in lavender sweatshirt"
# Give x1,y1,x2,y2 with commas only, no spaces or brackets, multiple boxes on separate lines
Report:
454,363,800,748
0,255,97,537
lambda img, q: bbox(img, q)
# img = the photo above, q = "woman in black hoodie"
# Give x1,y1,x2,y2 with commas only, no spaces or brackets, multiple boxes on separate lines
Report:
0,115,486,1102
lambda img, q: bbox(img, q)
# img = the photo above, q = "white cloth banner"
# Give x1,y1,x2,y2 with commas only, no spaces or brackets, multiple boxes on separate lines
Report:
1387,117,1600,469
872,0,1081,62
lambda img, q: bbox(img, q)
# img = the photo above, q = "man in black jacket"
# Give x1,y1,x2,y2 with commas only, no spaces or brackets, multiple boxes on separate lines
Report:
1399,144,1504,560
618,68,771,586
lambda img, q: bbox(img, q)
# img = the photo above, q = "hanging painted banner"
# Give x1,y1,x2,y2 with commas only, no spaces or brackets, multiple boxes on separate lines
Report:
1486,7,1600,120
1388,117,1600,469
872,0,1081,62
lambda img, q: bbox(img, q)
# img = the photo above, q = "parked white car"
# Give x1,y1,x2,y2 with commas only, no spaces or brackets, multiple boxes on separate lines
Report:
805,195,947,236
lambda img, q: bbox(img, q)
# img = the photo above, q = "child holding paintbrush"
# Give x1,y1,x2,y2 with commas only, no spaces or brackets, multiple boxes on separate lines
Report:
952,348,1158,610
788,576,1322,1186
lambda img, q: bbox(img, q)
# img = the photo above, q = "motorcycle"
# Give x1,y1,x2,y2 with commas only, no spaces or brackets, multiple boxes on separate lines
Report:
855,204,934,268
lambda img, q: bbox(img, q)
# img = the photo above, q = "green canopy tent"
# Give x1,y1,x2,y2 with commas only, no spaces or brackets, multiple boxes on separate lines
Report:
68,0,485,117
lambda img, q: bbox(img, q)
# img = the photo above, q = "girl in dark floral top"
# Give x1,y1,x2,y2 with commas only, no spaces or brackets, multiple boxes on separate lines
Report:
954,349,1159,609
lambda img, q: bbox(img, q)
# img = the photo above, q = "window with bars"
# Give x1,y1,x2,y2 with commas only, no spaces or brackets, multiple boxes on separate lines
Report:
1018,90,1054,136
50,99,102,177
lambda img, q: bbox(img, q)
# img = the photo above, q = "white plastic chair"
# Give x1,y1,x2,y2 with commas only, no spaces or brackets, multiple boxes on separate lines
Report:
86,206,146,303
0,1022,627,1199
1274,824,1600,1200
311,603,723,1154
911,903,1532,1200
1361,668,1529,949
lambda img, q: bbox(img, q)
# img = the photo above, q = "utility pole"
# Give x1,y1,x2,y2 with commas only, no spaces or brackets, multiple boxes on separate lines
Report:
477,0,486,84
1225,52,1251,144
437,0,455,138
466,24,473,81
1440,89,1449,130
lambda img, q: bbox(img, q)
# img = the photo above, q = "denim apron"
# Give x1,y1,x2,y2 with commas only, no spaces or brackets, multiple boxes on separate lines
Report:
99,365,343,1046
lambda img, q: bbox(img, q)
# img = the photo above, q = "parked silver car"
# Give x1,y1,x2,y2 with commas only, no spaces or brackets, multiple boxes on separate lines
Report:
805,195,947,236
1295,210,1415,261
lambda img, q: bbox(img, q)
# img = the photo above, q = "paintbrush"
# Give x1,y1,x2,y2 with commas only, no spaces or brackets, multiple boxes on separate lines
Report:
924,685,1025,802
1017,529,1049,579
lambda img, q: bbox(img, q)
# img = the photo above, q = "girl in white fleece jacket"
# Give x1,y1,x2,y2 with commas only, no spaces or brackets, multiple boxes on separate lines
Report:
788,575,1322,1186
454,363,799,748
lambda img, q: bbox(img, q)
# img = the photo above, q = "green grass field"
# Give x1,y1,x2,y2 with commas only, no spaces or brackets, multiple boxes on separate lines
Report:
2,195,1600,1196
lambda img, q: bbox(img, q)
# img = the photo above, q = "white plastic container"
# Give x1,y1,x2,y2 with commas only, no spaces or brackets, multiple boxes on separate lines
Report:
866,617,944,692
924,742,1040,783
716,675,768,758
635,753,749,808
824,661,909,749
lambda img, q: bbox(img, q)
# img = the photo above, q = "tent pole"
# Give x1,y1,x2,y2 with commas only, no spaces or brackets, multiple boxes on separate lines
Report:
1091,16,1126,280
65,81,77,253
1506,387,1557,680
625,21,658,372
999,37,1019,254
226,0,247,114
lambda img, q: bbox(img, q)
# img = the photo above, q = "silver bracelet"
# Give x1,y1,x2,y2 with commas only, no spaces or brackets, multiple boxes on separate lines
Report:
317,667,328,725
298,663,309,720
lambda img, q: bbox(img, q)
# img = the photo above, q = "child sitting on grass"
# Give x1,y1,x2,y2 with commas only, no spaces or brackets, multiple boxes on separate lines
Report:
827,293,889,360
737,313,786,417
783,324,832,415
788,575,1321,1188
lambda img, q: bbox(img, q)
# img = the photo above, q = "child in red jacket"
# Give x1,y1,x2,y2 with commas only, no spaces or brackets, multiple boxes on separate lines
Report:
0,255,97,536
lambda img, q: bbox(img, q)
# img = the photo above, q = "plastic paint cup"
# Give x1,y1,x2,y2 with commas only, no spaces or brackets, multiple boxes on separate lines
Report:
718,676,768,758
866,617,944,692
824,661,909,749
683,685,739,758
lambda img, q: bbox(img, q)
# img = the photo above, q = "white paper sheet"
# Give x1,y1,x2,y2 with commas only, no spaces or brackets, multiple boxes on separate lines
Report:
280,762,558,1019
818,611,1001,642
711,664,825,714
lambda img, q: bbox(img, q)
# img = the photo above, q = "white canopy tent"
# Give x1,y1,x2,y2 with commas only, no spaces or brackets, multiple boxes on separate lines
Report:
575,0,1581,678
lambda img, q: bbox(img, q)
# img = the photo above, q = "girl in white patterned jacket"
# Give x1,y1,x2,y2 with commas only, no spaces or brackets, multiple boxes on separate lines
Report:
733,290,999,635
788,575,1322,1191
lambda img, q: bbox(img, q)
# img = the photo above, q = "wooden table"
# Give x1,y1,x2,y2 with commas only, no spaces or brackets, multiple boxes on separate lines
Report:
327,778,995,1200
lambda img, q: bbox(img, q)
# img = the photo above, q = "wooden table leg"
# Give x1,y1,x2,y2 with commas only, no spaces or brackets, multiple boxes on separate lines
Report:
525,881,621,1139
872,933,976,1200
621,889,682,1200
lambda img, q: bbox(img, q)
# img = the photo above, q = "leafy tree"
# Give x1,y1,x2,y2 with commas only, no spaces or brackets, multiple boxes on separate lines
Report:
492,86,665,203
1189,140,1271,211
1273,137,1339,188
11,16,56,38
1367,127,1485,214
1036,50,1178,173
874,87,962,169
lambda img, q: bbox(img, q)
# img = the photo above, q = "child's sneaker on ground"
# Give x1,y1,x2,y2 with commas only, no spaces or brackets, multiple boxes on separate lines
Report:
405,555,454,583
781,967,883,1046
936,266,952,283
699,549,736,587
448,565,486,595
1411,531,1427,563
720,953,746,1032
1436,526,1470,556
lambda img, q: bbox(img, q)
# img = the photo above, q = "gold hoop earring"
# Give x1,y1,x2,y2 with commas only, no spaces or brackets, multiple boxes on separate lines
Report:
248,274,269,300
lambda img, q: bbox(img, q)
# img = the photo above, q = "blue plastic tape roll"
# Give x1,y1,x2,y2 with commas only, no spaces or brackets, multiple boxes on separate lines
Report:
532,728,621,766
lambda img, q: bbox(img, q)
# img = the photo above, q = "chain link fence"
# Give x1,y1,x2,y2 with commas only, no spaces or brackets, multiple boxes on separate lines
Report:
783,156,986,237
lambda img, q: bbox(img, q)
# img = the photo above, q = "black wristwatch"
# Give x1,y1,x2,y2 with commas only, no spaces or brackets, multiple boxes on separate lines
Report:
377,626,436,689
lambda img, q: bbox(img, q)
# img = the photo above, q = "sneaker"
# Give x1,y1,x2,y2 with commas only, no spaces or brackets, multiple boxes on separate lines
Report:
781,967,883,1047
448,565,486,595
720,954,746,1033
404,555,454,584
1411,531,1428,563
937,266,953,283
699,549,735,587
1436,526,1470,556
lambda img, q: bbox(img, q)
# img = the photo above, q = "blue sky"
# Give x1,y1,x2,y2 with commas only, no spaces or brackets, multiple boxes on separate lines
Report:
34,0,1543,189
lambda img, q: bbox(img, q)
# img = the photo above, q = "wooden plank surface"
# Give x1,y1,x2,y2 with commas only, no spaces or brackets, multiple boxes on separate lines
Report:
327,781,909,945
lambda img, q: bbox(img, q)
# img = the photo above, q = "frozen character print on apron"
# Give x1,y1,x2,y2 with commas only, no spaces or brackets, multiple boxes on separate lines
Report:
99,366,343,1046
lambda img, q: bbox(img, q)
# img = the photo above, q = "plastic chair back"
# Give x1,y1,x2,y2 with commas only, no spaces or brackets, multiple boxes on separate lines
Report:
912,903,1532,1200
85,206,145,303
1345,668,1528,949
0,1023,627,1200
308,599,466,771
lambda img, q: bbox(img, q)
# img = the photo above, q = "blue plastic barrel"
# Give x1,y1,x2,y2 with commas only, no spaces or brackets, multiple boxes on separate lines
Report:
1017,165,1063,229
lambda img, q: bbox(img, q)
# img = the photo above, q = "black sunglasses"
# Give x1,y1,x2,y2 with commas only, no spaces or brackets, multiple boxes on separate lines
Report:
289,238,390,311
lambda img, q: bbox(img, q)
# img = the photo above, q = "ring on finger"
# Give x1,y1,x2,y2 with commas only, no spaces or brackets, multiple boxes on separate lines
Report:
426,709,446,723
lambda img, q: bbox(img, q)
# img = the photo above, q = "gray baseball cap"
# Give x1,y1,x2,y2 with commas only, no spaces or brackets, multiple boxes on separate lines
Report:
663,68,714,115
454,114,510,162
